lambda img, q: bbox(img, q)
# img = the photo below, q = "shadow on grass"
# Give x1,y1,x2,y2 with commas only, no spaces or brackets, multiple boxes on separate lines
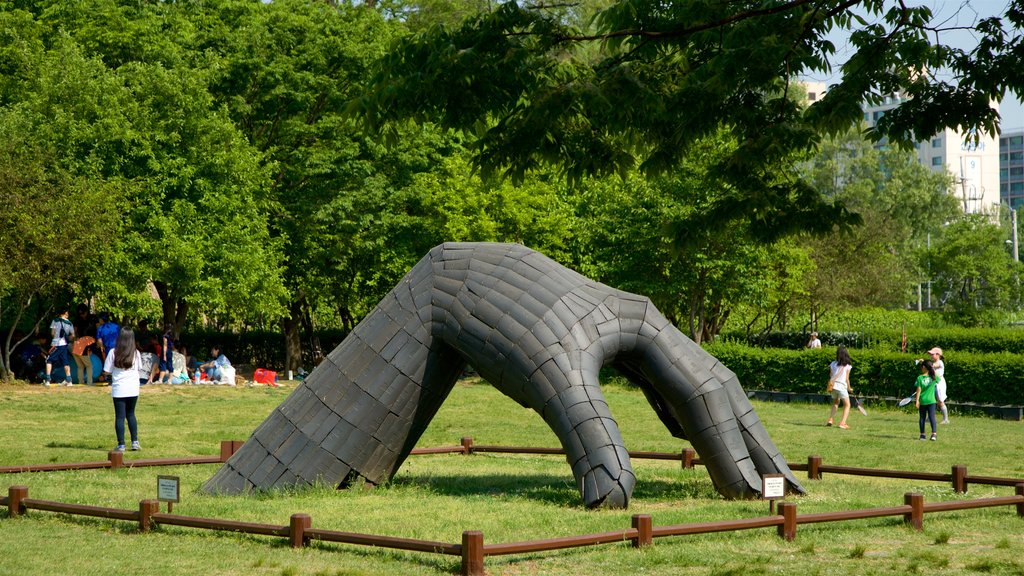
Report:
392,473,716,507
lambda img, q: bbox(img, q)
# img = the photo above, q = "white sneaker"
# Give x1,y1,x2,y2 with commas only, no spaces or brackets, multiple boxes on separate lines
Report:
131,441,141,451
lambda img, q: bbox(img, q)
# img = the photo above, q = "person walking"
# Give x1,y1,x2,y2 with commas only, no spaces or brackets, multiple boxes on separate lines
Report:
826,346,853,429
102,328,142,452
44,307,75,387
915,360,939,441
927,347,950,424
156,323,175,384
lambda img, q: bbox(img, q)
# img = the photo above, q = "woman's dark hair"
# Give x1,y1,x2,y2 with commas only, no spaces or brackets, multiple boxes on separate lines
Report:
921,359,936,378
835,346,852,366
113,328,137,370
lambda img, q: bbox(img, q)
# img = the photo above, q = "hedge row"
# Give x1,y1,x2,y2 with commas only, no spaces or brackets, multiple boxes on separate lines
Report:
721,327,1024,355
705,342,1024,406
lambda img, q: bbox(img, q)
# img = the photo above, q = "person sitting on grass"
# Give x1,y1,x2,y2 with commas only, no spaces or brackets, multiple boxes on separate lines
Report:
825,346,853,430
199,344,231,382
915,360,939,441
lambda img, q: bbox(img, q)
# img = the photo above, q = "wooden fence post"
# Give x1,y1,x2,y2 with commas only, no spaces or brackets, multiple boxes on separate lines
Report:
682,448,695,469
808,455,822,480
952,465,968,494
220,440,235,462
108,450,123,470
631,514,653,548
903,493,924,530
1016,484,1024,518
8,486,28,518
139,499,159,532
461,531,484,576
776,502,797,541
290,513,311,548
461,437,474,455
231,440,244,454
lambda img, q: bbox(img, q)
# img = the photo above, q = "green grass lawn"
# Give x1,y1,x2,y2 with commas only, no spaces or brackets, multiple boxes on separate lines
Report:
0,379,1022,576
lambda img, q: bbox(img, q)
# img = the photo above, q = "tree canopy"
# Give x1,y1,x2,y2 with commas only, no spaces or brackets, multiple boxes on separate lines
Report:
358,0,1023,238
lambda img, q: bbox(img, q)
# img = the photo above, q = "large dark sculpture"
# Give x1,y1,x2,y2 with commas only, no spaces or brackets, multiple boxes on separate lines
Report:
204,243,803,507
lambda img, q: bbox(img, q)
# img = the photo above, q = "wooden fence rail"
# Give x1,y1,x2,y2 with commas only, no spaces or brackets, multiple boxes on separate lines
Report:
4,481,1024,576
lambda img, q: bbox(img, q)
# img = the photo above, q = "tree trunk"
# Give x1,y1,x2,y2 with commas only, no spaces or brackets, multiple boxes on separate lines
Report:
151,281,190,339
282,299,304,372
301,297,323,365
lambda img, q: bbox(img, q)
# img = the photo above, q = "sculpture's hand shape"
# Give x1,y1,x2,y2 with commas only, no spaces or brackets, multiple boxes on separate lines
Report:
204,243,804,507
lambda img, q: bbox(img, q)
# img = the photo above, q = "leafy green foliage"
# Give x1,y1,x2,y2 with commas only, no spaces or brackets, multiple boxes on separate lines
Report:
929,215,1022,327
705,342,1024,405
359,0,1024,239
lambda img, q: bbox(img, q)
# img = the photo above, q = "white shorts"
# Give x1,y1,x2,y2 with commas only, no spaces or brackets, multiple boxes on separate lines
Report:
831,388,849,401
936,379,947,402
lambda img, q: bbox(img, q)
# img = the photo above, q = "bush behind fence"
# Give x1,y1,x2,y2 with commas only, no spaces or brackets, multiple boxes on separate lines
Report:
705,342,1024,406
720,327,1024,355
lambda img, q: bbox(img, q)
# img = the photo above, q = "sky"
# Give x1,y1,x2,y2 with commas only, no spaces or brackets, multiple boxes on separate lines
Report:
800,0,1024,134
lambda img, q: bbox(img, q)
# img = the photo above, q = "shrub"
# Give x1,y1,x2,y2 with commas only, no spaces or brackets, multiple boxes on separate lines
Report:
704,342,1024,405
720,327,1024,355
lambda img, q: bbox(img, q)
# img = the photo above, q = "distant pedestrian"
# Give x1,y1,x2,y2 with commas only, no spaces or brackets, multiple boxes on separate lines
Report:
826,346,853,429
44,306,75,387
926,347,950,424
806,332,822,349
915,360,938,441
102,328,142,452
95,313,120,361
156,323,175,384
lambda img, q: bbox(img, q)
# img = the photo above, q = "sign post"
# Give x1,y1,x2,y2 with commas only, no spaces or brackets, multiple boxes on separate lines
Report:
762,473,786,515
157,475,180,513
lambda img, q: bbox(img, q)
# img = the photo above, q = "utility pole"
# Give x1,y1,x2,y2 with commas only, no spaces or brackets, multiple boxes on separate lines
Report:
1013,209,1019,262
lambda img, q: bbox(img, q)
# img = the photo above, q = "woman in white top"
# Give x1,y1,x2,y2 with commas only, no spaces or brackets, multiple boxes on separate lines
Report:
927,347,950,424
102,328,142,452
826,346,853,429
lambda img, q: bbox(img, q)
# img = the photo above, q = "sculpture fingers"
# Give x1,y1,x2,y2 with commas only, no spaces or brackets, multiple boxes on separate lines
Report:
710,361,806,494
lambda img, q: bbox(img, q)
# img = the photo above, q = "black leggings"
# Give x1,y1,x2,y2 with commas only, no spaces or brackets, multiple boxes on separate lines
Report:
918,403,937,435
113,396,139,445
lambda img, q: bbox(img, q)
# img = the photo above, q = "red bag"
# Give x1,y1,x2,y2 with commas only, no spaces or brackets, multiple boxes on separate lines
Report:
253,368,278,386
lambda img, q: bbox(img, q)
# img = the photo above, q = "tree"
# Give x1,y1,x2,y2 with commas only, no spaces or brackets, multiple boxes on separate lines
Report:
801,128,958,323
575,134,814,344
23,0,289,335
929,215,1022,327
358,1,1023,240
0,34,122,380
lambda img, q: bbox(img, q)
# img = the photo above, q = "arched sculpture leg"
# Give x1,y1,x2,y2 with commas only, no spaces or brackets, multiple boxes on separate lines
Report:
204,243,803,507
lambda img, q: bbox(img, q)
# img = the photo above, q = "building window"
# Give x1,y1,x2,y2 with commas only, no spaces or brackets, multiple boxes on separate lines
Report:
932,138,942,148
1011,135,1024,146
1012,167,1024,176
1011,152,1024,161
873,110,885,121
807,92,816,101
931,156,943,166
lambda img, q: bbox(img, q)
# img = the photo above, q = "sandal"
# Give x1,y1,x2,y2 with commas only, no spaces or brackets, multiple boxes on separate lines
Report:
826,419,833,427
838,423,850,430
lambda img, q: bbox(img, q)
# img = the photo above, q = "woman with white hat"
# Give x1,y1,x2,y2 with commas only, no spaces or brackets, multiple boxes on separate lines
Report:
926,347,950,424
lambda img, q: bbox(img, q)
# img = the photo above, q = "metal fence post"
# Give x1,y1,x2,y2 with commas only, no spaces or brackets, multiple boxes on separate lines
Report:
631,514,653,548
903,493,924,530
290,513,312,548
461,531,484,576
8,486,28,518
952,465,968,494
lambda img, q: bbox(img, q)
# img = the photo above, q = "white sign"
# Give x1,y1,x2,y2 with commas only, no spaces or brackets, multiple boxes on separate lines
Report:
157,475,180,503
762,474,786,500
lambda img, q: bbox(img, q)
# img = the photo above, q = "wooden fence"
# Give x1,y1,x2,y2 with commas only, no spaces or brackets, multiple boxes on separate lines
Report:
3,438,1024,576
